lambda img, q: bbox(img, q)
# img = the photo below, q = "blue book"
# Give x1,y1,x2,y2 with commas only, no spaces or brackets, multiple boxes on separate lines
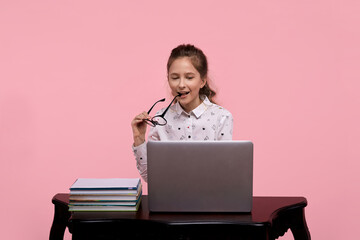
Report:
69,197,142,212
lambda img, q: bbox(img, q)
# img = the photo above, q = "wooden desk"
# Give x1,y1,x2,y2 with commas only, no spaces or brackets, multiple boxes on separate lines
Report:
50,194,311,240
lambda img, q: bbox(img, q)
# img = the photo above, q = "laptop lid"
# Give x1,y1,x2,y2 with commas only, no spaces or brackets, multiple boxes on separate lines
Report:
147,141,253,212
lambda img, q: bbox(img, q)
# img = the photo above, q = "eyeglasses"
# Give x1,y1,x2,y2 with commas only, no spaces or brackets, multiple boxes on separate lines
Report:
144,93,181,127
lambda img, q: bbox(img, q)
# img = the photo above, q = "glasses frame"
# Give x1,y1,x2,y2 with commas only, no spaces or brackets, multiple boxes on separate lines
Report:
144,94,181,127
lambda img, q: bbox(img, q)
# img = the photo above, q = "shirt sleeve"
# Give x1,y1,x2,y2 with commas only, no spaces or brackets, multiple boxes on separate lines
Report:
132,126,160,182
216,110,233,140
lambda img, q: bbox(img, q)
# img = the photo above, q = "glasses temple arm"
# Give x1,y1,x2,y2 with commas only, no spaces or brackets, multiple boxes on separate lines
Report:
160,94,180,117
147,98,166,114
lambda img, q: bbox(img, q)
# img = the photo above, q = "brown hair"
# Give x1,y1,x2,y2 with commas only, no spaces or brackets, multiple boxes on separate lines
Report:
167,44,217,103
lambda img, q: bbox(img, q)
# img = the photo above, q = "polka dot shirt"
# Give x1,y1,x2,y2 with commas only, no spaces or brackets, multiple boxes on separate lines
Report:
132,96,233,182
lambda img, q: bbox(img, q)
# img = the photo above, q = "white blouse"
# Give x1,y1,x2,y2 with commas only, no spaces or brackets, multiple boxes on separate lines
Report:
132,96,233,182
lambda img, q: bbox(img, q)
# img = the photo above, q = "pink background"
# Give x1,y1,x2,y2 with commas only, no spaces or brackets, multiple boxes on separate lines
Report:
1,1,359,239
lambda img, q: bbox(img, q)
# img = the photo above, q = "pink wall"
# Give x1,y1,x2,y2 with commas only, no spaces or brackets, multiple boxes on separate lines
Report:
1,1,359,239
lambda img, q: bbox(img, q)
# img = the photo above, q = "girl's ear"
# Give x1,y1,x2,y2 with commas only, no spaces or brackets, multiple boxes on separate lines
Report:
201,77,207,88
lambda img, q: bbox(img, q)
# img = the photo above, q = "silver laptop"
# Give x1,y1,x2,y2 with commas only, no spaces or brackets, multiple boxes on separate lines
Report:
147,141,253,212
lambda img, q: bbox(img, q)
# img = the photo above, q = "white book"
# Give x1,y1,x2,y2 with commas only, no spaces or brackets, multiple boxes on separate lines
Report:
70,183,142,195
70,178,140,190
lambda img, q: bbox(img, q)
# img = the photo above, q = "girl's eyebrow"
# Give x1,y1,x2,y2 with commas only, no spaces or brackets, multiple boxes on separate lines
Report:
169,72,196,76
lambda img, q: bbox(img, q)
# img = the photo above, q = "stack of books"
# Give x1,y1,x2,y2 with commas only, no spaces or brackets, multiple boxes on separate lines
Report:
69,178,142,212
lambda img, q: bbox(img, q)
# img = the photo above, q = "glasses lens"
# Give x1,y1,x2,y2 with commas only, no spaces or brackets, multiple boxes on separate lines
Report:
152,116,167,126
144,119,156,127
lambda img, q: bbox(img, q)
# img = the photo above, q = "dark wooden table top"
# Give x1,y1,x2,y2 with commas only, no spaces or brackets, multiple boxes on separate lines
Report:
51,194,311,240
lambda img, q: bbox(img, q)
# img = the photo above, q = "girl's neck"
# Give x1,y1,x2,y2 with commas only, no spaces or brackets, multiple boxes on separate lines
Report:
180,96,202,113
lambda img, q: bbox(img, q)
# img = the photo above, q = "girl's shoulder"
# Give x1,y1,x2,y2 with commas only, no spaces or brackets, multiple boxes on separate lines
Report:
202,96,232,117
208,102,233,117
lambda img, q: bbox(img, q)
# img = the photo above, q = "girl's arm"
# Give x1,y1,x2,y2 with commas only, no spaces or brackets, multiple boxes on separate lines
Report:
132,124,160,183
131,111,150,147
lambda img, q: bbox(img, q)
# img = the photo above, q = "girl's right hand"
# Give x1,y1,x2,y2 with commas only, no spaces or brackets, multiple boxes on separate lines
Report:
131,111,151,147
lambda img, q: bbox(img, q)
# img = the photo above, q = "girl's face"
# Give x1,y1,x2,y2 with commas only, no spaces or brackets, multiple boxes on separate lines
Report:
168,57,206,113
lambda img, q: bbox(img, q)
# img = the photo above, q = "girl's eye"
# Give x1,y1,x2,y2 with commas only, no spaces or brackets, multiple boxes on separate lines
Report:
187,77,194,80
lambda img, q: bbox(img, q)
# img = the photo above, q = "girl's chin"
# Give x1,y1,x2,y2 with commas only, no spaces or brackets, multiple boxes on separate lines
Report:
178,98,187,104
178,98,190,106
177,95,188,103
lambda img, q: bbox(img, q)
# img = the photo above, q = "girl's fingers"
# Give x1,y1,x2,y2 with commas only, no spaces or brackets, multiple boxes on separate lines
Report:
141,112,150,119
132,112,151,127
135,112,150,121
135,119,147,124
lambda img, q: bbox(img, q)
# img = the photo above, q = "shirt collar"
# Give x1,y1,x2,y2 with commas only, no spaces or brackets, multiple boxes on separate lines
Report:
174,95,213,118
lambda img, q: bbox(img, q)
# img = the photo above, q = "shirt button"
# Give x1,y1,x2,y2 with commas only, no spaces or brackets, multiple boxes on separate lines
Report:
188,136,191,138
188,115,191,118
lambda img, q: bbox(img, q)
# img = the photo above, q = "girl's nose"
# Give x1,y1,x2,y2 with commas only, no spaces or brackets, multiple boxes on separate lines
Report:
178,78,186,88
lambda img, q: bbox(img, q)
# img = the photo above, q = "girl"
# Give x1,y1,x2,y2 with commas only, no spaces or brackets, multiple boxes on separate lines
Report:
131,44,233,182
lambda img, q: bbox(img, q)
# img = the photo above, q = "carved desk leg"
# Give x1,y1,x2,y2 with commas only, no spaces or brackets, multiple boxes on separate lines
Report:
50,194,71,240
290,208,311,240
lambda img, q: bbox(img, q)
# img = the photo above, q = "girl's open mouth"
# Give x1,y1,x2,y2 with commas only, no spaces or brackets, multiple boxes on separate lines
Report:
178,92,190,98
